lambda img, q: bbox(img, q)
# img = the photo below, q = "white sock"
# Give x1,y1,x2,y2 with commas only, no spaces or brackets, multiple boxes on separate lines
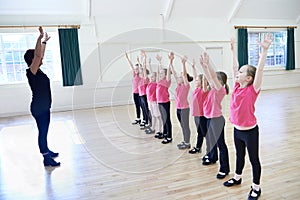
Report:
233,173,242,181
252,183,260,191
249,183,260,197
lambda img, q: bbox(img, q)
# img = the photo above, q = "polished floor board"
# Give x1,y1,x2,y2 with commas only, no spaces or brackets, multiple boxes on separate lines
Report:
0,87,300,199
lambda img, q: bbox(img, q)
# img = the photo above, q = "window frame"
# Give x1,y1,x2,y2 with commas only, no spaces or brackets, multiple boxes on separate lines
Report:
247,29,287,70
0,28,62,85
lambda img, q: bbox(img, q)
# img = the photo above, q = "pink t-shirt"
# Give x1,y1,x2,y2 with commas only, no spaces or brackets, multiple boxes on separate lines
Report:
156,78,171,103
191,88,208,116
175,83,190,109
230,82,260,127
203,87,226,118
132,72,141,94
138,77,149,96
146,82,157,102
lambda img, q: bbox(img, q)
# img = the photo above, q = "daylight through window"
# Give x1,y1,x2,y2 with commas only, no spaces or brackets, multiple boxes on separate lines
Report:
248,31,287,68
0,31,62,84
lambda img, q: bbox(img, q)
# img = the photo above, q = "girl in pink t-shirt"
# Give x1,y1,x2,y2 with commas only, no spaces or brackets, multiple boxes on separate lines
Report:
138,51,150,129
189,60,209,154
170,56,193,150
154,53,172,144
223,35,273,200
200,52,230,180
125,52,142,125
144,57,163,135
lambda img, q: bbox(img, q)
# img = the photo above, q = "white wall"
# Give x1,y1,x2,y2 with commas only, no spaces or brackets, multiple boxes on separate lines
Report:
0,16,299,117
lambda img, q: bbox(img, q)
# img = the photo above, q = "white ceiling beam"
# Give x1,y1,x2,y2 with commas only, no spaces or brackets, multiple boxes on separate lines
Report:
163,0,175,22
87,0,91,18
227,0,245,22
296,14,300,24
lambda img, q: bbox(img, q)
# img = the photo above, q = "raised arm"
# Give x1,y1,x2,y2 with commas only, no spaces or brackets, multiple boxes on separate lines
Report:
167,52,174,82
182,56,189,86
148,58,153,74
125,52,134,70
170,62,179,85
30,26,50,75
141,50,147,78
253,33,273,92
39,32,49,59
156,54,162,72
191,59,197,80
230,38,239,82
200,52,222,90
156,54,162,82
199,52,213,87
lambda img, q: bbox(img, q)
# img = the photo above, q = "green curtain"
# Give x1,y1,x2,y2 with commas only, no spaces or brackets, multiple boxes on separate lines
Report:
237,28,248,68
286,28,295,70
58,28,83,86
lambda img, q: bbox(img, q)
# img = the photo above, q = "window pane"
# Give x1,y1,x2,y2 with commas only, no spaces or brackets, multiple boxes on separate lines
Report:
6,64,14,73
0,31,62,84
248,44,259,66
7,73,15,82
248,31,286,68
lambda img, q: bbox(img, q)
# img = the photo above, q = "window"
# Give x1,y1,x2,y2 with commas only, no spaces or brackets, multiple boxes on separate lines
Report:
248,31,287,68
0,31,62,84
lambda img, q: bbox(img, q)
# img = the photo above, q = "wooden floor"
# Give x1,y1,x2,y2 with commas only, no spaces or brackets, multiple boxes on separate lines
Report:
1,87,300,200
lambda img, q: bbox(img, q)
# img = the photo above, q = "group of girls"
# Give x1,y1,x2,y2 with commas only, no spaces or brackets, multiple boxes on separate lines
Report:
125,50,172,144
125,33,272,200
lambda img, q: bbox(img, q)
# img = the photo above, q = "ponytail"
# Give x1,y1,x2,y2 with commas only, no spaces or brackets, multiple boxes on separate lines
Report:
224,83,229,95
187,73,193,82
217,71,229,95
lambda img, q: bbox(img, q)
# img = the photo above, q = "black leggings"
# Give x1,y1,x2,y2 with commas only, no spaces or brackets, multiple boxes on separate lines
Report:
158,102,172,139
194,116,208,149
133,93,141,119
139,95,150,124
177,108,191,143
234,126,261,185
31,109,50,154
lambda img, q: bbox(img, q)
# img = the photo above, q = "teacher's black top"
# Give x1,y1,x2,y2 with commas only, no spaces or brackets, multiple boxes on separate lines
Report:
26,68,52,113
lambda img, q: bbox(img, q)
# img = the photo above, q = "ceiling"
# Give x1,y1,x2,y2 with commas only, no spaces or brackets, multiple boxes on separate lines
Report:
0,0,299,24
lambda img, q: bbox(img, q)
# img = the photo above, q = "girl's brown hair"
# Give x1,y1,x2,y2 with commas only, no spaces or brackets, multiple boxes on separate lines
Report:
216,71,229,95
186,73,193,82
246,65,257,86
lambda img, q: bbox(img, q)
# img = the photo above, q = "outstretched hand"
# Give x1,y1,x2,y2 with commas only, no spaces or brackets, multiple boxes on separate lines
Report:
43,32,51,43
168,52,174,61
39,26,44,38
181,55,187,64
258,33,273,51
156,54,162,62
200,52,209,67
141,50,146,57
192,59,195,68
